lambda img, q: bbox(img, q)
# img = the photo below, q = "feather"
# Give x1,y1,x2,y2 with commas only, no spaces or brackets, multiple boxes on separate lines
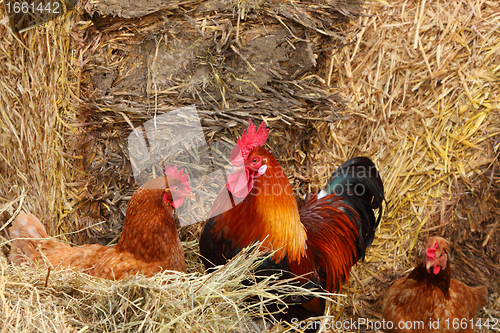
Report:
10,167,192,279
324,157,385,258
199,121,385,332
382,237,488,333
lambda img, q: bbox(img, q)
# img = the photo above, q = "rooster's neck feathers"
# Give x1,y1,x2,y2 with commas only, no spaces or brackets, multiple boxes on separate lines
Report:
222,148,308,263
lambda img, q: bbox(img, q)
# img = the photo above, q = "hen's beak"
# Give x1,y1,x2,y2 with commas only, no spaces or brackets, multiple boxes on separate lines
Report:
183,193,196,200
230,166,245,174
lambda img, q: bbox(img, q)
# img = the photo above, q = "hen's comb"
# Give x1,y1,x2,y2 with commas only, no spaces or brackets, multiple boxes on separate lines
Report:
230,119,269,165
425,241,438,260
164,164,190,188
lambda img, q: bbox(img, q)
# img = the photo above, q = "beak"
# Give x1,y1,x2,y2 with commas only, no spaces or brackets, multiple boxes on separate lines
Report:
230,166,245,174
183,193,196,200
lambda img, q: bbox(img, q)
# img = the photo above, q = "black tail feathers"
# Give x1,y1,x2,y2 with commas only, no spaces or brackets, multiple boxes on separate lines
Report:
325,157,385,259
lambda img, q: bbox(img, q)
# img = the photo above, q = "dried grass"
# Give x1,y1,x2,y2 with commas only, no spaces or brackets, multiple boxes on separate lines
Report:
0,244,338,332
326,0,500,327
0,11,78,241
1,0,499,331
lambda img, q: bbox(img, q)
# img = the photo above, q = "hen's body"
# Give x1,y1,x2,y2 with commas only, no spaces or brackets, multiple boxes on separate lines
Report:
10,173,190,279
382,237,488,333
199,120,384,327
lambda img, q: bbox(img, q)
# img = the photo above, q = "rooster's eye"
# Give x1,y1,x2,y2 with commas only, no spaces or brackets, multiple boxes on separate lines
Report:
253,158,258,163
173,186,178,191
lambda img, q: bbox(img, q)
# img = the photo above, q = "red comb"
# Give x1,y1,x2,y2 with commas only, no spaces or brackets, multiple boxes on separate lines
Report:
164,164,191,189
230,119,269,166
425,241,438,260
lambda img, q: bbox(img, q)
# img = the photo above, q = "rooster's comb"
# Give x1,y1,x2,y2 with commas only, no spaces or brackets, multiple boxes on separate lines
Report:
425,241,439,260
230,119,269,165
164,164,190,188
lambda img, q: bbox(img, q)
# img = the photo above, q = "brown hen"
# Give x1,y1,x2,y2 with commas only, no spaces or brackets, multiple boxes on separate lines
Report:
9,165,192,279
382,236,488,333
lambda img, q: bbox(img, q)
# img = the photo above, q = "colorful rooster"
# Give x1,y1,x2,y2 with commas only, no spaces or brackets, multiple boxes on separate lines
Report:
199,120,384,327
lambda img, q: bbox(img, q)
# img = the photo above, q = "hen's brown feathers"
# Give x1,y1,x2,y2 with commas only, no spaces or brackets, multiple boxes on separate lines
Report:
9,175,187,279
9,212,50,264
383,274,488,333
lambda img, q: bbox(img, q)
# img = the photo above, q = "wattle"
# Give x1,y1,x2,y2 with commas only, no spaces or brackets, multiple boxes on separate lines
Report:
172,198,184,209
227,169,253,198
427,265,441,274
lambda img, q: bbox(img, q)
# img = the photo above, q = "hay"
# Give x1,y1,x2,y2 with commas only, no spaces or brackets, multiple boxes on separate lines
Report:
1,0,500,331
56,0,362,245
326,0,500,326
0,9,78,240
0,244,337,332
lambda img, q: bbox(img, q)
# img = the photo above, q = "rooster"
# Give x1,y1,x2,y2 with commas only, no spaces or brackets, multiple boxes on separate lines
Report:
199,120,384,328
9,164,193,279
382,236,488,333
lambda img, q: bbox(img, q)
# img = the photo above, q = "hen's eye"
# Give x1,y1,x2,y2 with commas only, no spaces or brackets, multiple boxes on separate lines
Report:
253,158,258,163
173,186,178,191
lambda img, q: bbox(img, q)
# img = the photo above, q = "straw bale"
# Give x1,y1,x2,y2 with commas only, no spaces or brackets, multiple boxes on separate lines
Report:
326,0,500,326
0,244,335,332
0,10,78,244
63,0,361,246
1,0,500,331
81,0,197,18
